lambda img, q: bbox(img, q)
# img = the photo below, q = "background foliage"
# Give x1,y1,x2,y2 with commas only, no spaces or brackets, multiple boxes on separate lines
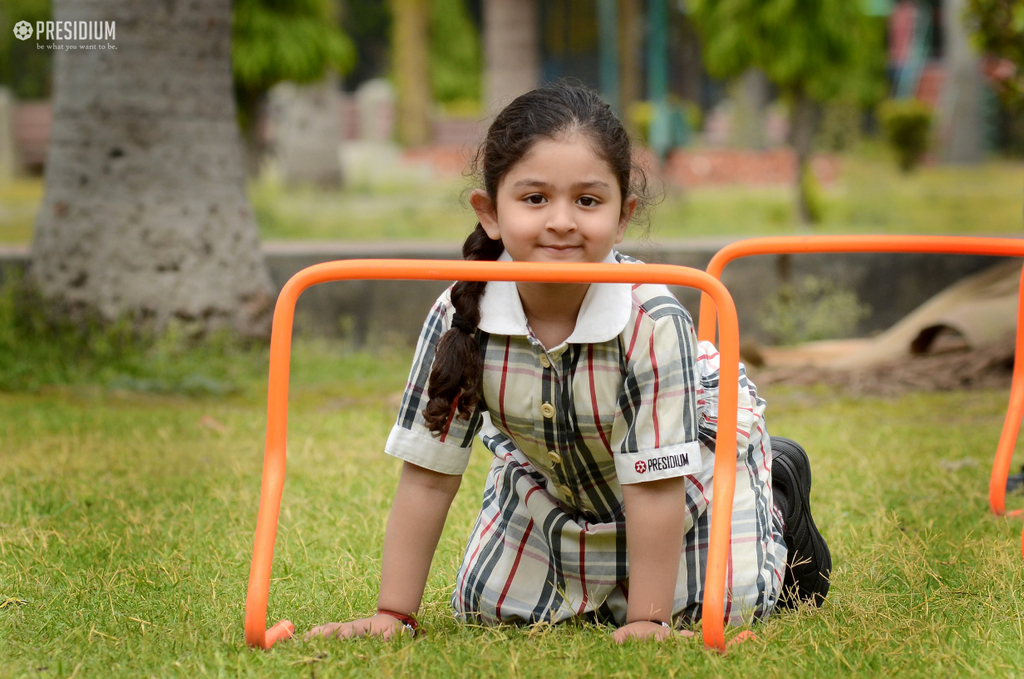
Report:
0,0,52,99
686,0,887,105
232,0,356,130
966,0,1024,109
429,0,482,106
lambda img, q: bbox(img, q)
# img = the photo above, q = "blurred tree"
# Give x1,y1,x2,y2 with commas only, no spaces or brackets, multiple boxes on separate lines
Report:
619,0,643,120
32,0,275,337
483,0,538,114
688,0,886,224
966,0,1024,107
0,0,52,99
966,0,1024,223
232,0,355,169
430,0,481,106
391,0,431,145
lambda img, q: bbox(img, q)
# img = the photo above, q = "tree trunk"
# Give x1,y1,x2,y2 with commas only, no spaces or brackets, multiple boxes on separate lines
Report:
483,0,538,116
391,0,431,147
790,89,818,226
30,0,274,337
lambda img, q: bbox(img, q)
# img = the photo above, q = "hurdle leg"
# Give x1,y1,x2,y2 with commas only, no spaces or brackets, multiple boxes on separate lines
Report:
989,266,1024,518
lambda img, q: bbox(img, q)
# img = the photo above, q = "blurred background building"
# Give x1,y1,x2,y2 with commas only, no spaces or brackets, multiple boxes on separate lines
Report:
2,0,1019,181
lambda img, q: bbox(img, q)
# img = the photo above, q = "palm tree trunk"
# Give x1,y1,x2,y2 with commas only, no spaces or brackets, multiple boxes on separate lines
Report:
30,0,274,336
483,0,538,115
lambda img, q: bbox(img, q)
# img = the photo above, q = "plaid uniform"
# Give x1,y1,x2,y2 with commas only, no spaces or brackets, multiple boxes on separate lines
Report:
385,252,786,626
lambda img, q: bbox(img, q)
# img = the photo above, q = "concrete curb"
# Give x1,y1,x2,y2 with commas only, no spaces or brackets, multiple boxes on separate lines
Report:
2,240,1015,345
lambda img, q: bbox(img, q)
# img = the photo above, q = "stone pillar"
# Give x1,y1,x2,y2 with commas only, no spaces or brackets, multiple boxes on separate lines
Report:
939,0,985,163
483,0,539,115
355,79,396,142
730,69,770,150
267,78,344,187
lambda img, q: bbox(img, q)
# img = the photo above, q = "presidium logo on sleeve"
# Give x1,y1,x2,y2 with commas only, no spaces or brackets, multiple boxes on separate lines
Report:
634,452,693,476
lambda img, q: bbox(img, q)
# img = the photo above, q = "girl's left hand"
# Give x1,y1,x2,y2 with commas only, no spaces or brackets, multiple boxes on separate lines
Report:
612,621,694,644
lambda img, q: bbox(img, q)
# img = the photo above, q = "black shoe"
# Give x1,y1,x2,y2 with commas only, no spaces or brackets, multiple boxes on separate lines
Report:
771,436,831,608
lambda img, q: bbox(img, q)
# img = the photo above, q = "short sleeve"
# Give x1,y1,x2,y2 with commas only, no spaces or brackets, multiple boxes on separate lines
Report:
384,288,484,475
610,305,703,484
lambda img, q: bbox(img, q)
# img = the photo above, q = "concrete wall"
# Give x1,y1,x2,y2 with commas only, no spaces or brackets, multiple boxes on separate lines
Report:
1,241,1012,345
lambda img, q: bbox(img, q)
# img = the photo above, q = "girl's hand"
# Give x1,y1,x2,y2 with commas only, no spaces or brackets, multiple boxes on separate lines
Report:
305,614,413,641
612,621,694,644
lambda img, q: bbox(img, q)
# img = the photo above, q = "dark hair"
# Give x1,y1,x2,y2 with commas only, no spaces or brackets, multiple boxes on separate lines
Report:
422,83,648,434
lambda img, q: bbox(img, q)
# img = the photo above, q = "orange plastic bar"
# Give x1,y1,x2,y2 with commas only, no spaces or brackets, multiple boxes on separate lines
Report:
695,236,1024,531
244,259,743,653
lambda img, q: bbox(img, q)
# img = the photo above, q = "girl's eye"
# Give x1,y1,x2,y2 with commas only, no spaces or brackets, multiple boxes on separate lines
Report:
525,194,546,205
577,196,599,207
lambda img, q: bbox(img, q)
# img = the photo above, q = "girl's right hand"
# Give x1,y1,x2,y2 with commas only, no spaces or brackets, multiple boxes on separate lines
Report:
305,614,413,641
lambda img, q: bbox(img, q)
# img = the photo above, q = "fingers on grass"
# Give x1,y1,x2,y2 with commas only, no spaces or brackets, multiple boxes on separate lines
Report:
305,617,406,641
612,621,676,644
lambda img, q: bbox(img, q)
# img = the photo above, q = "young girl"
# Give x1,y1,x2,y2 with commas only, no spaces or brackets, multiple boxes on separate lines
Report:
308,84,831,643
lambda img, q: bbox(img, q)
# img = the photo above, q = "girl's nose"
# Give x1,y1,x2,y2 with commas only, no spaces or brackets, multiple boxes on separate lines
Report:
545,201,577,234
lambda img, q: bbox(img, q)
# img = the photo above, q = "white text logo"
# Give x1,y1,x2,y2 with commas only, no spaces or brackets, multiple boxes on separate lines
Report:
34,21,115,41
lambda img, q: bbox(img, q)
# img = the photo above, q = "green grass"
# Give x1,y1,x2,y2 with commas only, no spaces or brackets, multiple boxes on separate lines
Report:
0,178,43,245
4,341,1024,677
2,151,1022,246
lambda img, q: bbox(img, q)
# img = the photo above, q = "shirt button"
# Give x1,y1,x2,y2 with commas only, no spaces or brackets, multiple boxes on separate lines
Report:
547,450,562,464
540,402,556,419
539,354,551,369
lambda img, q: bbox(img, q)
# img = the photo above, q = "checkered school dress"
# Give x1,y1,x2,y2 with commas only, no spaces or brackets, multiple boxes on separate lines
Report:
384,252,787,626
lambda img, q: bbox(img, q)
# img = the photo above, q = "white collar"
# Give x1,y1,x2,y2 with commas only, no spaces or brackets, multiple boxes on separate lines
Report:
476,250,632,344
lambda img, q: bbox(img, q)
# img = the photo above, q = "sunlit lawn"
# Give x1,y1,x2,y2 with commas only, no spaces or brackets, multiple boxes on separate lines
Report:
3,339,1024,677
1,150,1022,246
0,178,43,245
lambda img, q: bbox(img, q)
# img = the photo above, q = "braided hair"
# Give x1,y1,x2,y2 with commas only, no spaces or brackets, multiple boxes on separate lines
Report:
422,83,648,434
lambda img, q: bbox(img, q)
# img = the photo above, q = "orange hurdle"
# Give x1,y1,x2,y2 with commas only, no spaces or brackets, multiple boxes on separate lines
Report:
695,236,1024,554
244,259,744,653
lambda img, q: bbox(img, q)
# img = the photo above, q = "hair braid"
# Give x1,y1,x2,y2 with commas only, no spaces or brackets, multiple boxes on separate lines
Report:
422,225,503,433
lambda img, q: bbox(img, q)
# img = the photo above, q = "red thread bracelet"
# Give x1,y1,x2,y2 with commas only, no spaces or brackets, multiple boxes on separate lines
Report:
376,609,420,635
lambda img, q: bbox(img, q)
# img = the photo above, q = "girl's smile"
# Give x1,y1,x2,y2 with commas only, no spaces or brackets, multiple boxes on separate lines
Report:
471,133,637,265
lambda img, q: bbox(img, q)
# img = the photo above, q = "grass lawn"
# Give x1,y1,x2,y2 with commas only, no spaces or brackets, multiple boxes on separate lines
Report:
4,340,1024,677
2,151,1022,246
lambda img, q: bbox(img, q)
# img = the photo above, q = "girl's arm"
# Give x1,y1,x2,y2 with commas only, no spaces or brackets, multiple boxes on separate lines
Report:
306,461,462,640
614,475,692,643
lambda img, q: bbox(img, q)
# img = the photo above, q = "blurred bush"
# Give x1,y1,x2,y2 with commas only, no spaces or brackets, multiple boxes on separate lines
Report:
0,277,263,394
878,99,934,172
430,0,481,105
761,275,872,345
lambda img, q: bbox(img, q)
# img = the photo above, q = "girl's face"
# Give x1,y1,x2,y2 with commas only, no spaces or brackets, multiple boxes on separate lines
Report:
470,133,637,265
